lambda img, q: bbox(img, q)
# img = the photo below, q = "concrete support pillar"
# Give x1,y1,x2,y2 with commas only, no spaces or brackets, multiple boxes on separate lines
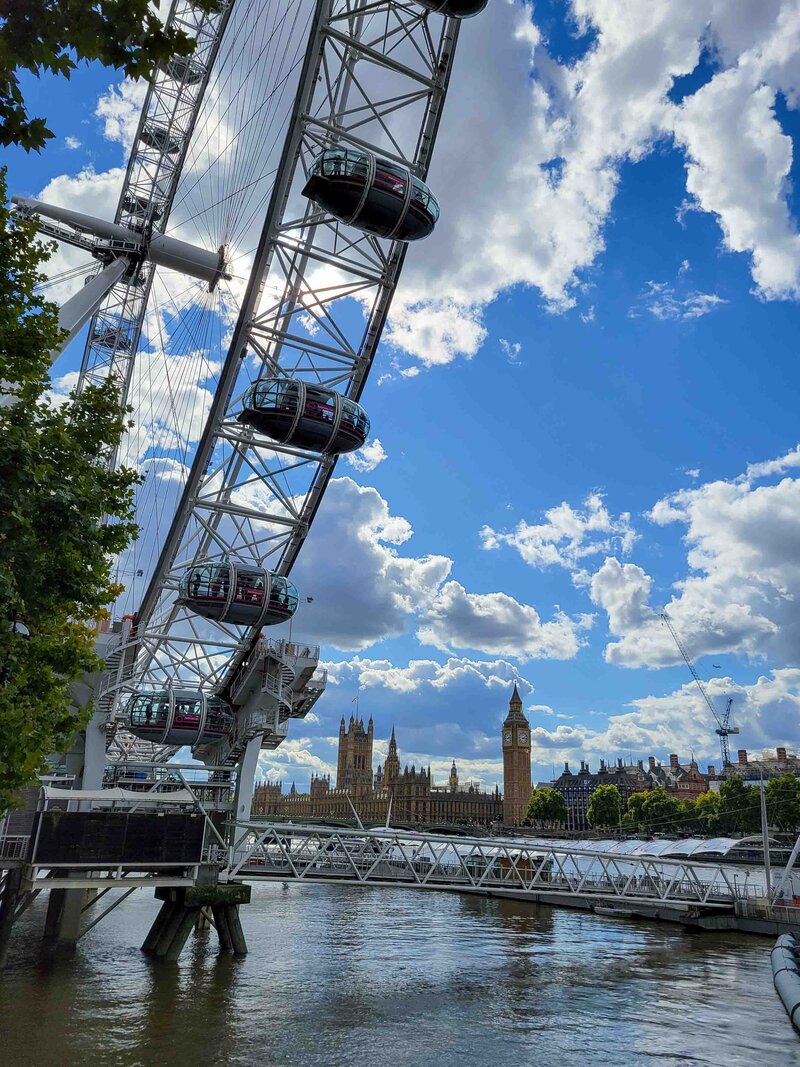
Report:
80,711,108,794
226,905,247,956
141,900,176,956
44,883,85,944
212,904,233,953
44,887,65,938
0,867,22,968
143,882,251,961
152,902,189,958
56,888,85,944
163,908,198,962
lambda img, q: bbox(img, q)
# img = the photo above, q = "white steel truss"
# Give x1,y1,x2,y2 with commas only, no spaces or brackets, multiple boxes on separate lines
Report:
221,823,766,908
121,0,461,710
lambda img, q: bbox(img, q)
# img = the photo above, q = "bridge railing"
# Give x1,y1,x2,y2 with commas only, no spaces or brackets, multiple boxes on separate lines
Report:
220,822,766,906
0,834,30,861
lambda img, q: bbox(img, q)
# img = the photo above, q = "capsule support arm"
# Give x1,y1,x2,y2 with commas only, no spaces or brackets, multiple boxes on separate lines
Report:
50,256,130,365
12,195,230,289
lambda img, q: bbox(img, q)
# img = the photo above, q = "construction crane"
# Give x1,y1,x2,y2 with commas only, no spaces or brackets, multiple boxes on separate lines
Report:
660,612,739,766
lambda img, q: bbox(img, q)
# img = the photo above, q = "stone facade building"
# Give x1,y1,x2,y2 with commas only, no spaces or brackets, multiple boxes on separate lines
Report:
552,759,651,831
252,712,505,827
550,752,712,830
646,754,709,799
336,714,374,795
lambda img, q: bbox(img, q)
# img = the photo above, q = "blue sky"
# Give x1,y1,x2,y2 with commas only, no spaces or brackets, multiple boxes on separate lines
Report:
9,0,800,791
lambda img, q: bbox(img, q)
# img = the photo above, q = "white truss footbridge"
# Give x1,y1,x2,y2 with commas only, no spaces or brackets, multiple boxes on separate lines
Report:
219,823,766,911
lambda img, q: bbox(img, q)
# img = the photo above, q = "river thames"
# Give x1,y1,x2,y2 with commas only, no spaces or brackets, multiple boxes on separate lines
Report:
2,883,798,1066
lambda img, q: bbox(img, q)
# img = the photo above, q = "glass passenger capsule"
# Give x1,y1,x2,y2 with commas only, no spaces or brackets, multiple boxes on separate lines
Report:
415,0,489,15
238,378,369,454
177,562,299,626
164,56,205,84
140,124,183,155
92,326,133,351
302,148,439,242
127,690,233,747
122,192,164,221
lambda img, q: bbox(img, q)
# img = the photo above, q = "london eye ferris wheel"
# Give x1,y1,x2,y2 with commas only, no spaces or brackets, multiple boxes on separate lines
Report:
14,0,488,804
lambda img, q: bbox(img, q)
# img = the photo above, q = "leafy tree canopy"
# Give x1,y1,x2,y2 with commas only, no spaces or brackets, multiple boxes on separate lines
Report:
526,786,567,829
0,168,140,810
717,775,761,836
621,790,649,832
627,787,683,835
693,789,721,835
587,783,621,829
1,0,218,151
766,774,800,833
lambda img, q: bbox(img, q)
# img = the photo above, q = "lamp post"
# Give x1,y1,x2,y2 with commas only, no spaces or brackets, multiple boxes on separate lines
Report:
759,772,772,898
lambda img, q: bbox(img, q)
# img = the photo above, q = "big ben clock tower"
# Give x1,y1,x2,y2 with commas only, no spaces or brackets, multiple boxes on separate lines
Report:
502,682,531,826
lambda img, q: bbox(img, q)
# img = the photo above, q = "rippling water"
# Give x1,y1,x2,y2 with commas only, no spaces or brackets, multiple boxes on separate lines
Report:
2,884,798,1066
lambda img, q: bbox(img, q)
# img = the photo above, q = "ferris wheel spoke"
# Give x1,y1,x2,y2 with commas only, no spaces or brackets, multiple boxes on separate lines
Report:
170,0,311,254
220,4,307,238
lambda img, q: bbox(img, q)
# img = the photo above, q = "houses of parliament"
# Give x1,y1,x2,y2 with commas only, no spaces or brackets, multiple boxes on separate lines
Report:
252,683,532,827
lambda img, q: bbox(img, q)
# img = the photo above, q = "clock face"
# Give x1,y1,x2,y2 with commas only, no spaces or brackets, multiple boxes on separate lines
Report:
503,732,512,744
519,731,529,744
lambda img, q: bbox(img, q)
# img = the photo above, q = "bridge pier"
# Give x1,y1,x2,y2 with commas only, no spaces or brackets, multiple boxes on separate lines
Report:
144,879,251,961
0,866,23,967
43,882,86,945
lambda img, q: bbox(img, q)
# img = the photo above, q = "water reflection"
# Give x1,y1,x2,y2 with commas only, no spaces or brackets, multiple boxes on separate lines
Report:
2,883,800,1067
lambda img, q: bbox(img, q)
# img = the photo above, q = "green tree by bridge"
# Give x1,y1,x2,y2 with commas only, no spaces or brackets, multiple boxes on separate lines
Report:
526,786,567,830
622,788,683,835
766,774,800,832
587,784,622,829
717,775,761,835
692,790,721,834
0,174,139,810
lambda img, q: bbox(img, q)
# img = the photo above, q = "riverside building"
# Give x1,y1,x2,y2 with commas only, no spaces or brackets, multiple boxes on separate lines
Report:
550,753,712,830
252,686,532,827
708,747,800,788
252,717,504,826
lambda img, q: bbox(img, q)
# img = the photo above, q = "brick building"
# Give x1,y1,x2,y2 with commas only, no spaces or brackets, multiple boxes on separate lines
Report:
709,747,800,787
646,754,709,799
549,751,712,829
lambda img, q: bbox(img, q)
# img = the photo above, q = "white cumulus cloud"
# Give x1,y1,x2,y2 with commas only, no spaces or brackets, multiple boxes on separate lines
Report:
481,492,636,580
417,581,592,662
291,478,591,660
95,78,148,150
345,437,388,473
591,446,800,666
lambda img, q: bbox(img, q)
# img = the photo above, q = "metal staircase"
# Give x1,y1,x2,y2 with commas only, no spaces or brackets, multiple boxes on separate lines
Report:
201,638,327,767
264,660,295,725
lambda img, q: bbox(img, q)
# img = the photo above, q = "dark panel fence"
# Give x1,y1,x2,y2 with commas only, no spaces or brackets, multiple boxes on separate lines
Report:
30,812,205,865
